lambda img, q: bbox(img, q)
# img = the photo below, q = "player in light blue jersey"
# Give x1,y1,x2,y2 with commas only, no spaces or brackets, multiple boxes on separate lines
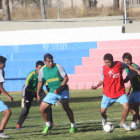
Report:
0,56,13,138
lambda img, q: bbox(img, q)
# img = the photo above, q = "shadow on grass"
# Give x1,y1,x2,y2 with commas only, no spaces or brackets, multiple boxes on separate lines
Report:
4,96,102,108
4,100,40,108
6,124,41,130
113,136,140,140
77,122,102,132
70,96,102,103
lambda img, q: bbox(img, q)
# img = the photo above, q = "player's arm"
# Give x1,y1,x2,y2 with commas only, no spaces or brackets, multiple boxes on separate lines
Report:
92,67,103,89
54,64,68,94
126,83,132,96
0,83,13,102
0,70,13,102
121,62,140,82
37,68,44,102
22,85,28,99
45,81,50,92
22,72,34,98
92,81,103,89
55,75,69,94
37,81,43,102
128,65,140,75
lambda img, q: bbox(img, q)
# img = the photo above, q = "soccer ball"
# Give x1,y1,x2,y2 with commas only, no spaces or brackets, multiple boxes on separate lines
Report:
103,122,114,133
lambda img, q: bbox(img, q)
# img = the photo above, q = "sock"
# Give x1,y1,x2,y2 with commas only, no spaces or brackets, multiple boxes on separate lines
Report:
46,121,51,127
0,130,3,133
71,123,76,127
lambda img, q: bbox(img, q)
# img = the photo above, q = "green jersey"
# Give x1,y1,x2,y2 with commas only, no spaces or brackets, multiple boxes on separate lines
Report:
39,64,68,93
22,70,38,97
126,63,140,91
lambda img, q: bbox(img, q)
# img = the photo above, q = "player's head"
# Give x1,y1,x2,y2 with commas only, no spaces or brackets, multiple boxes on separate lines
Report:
35,60,44,75
44,53,53,68
122,52,132,65
103,53,113,68
0,56,7,69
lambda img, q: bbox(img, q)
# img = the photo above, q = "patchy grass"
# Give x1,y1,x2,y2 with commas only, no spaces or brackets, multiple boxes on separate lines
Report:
0,89,140,139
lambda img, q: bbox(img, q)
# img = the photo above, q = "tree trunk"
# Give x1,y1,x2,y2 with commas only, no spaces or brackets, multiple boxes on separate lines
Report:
71,0,74,8
2,0,11,21
113,0,119,9
40,0,46,19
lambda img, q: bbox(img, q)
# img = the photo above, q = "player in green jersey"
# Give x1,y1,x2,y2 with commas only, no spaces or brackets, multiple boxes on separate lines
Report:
123,52,140,129
16,61,53,129
37,53,77,135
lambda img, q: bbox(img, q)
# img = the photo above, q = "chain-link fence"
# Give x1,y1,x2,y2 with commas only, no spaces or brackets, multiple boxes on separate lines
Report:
126,0,140,22
0,0,140,21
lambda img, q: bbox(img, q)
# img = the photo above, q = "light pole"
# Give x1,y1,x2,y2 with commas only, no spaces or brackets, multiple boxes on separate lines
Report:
57,0,60,20
123,0,127,24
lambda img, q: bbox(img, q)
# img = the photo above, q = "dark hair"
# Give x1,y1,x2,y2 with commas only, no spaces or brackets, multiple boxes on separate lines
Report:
36,60,44,67
44,53,53,61
0,56,7,64
103,53,113,61
122,52,132,61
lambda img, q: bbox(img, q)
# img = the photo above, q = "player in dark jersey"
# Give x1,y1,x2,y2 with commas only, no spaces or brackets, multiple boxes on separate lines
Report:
92,53,140,131
0,56,13,138
16,61,53,129
123,52,140,129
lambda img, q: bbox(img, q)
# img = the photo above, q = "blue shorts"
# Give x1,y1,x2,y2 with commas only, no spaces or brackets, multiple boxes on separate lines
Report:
129,91,140,104
0,99,8,112
43,90,69,105
101,94,128,109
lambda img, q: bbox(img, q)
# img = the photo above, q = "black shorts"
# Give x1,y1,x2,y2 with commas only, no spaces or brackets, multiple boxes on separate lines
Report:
25,90,46,102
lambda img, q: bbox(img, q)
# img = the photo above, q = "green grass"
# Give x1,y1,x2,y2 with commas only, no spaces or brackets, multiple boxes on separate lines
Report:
0,89,140,140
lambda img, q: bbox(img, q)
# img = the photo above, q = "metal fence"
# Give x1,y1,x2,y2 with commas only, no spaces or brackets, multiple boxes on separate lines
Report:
124,0,140,23
128,0,140,7
1,0,140,23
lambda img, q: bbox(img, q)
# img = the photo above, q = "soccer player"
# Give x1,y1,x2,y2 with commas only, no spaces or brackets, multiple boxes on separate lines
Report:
37,53,77,135
16,61,53,129
0,56,13,138
92,53,140,131
122,52,140,129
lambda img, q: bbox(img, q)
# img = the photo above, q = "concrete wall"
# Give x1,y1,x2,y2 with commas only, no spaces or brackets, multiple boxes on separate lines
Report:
0,25,140,91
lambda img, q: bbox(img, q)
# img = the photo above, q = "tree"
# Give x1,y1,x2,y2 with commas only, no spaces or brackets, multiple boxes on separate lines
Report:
113,0,119,9
40,0,46,19
2,0,11,20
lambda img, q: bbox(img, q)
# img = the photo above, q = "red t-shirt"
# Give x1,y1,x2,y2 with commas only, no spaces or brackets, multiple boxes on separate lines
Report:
103,61,125,98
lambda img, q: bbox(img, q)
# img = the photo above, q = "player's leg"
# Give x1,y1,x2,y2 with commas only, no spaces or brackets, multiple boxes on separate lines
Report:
121,102,129,123
100,108,107,126
40,92,58,135
129,91,140,129
130,104,139,129
116,94,131,130
40,102,51,122
16,92,33,129
129,104,137,122
61,99,77,133
60,90,77,133
0,100,11,138
40,90,54,127
40,101,51,135
138,113,140,128
0,109,11,131
129,91,138,123
100,94,115,126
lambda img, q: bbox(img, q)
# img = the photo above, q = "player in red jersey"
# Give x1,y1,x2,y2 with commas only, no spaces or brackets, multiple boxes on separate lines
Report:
92,53,140,131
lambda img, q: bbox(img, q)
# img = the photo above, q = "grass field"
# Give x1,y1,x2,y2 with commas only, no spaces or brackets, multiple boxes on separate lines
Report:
0,89,140,140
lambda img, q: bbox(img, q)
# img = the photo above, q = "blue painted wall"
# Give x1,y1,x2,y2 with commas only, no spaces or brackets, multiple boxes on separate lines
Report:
0,41,97,91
